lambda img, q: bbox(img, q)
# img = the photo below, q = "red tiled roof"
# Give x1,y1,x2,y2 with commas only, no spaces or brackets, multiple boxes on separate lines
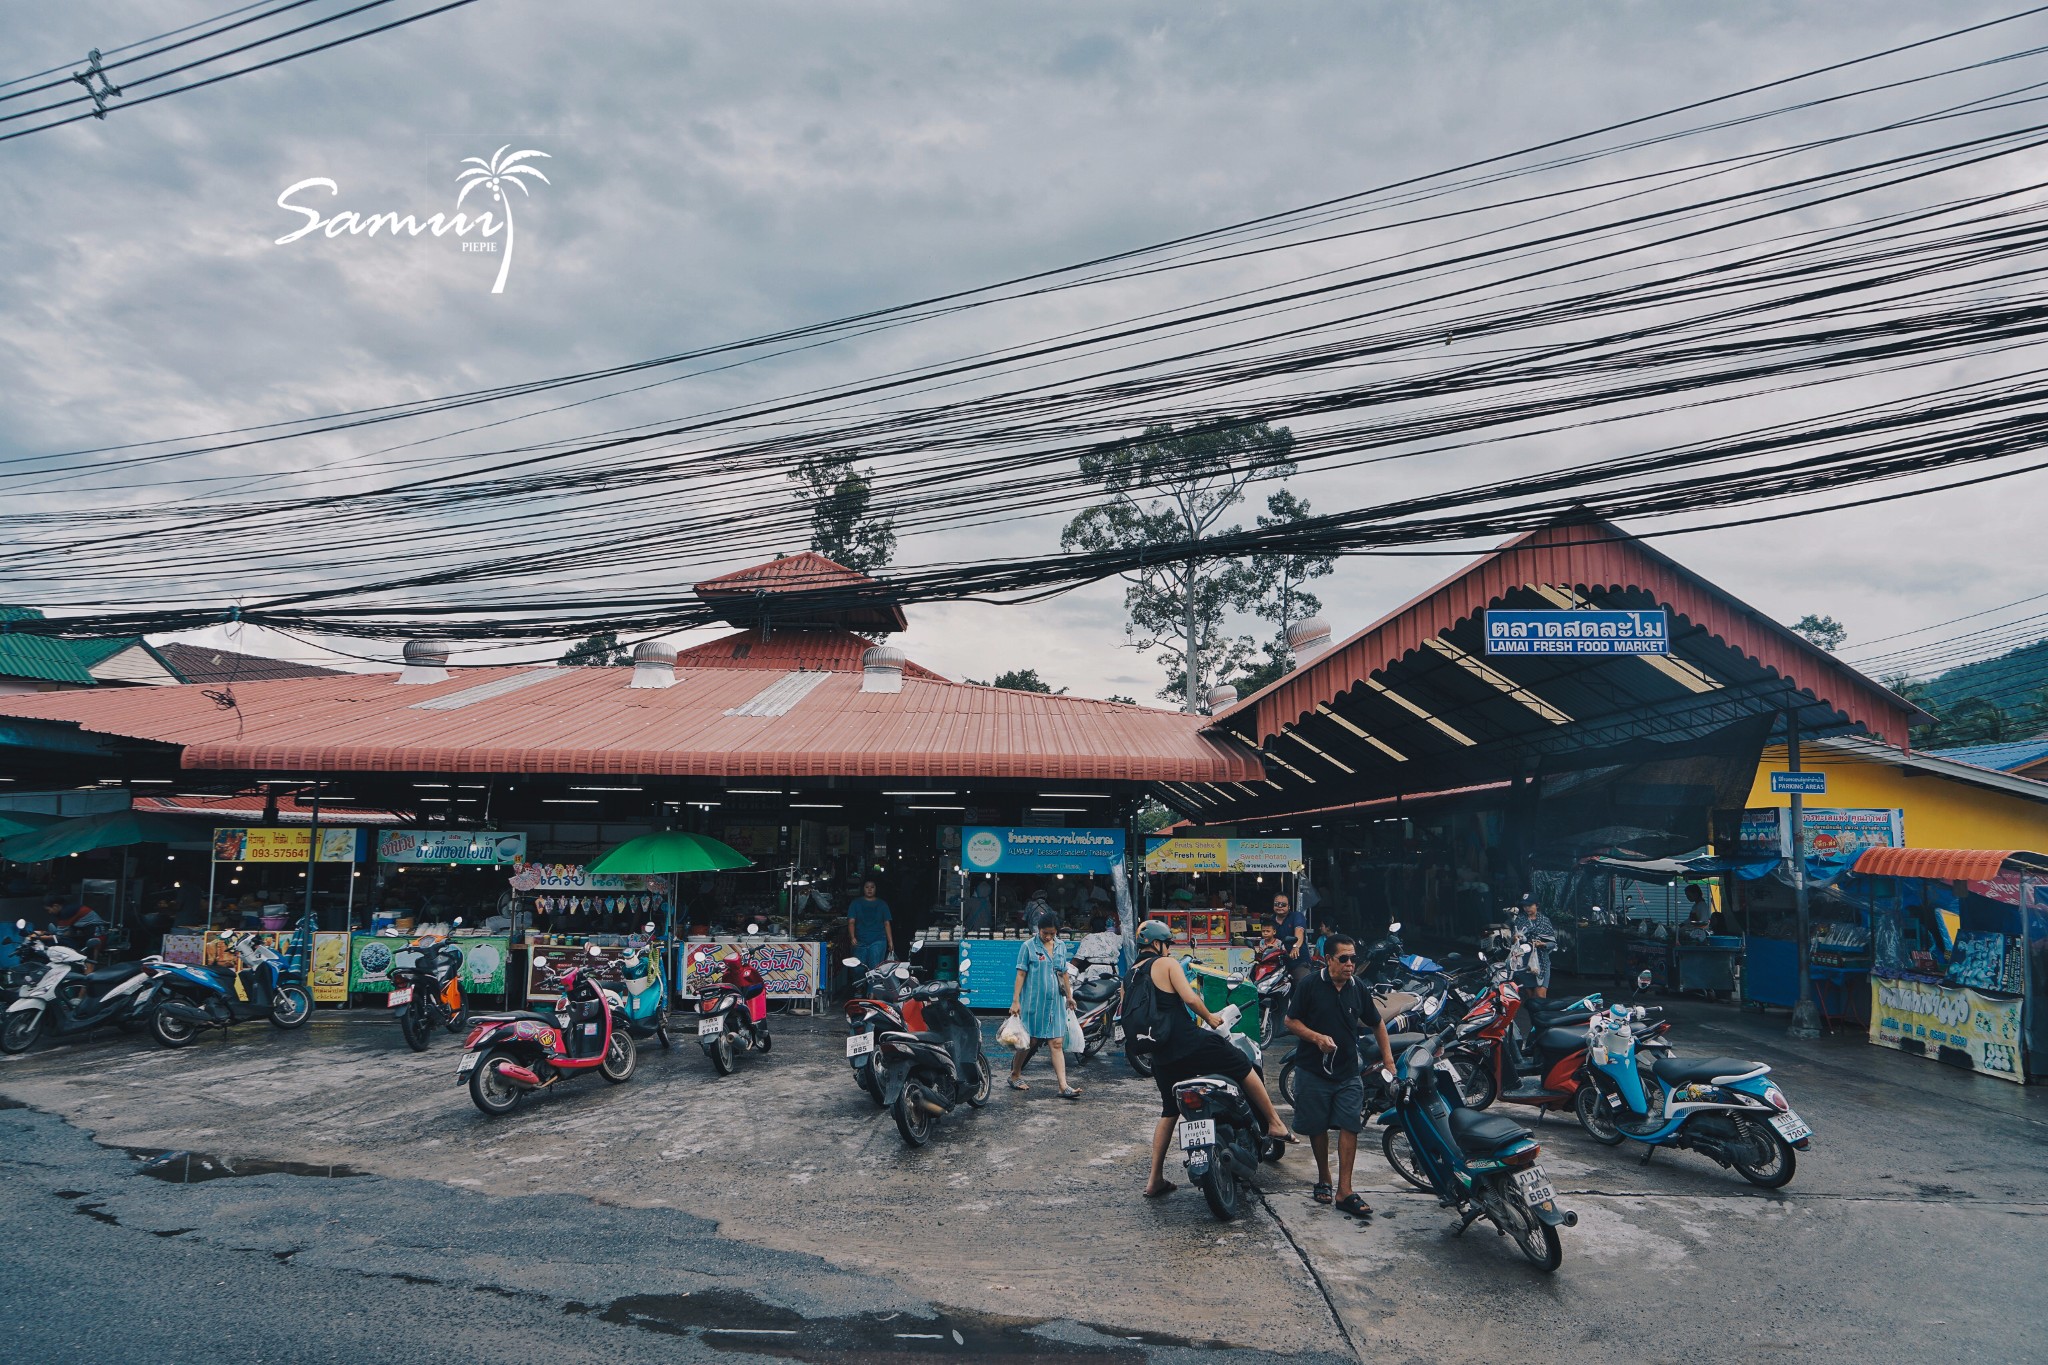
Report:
132,792,403,824
153,642,341,684
0,662,1260,783
694,552,908,633
675,628,943,679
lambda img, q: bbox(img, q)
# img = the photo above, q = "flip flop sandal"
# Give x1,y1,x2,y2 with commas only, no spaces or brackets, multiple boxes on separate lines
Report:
1059,1087,1083,1100
1008,1078,1029,1090
1334,1193,1373,1220
1312,1183,1334,1204
1144,1181,1177,1198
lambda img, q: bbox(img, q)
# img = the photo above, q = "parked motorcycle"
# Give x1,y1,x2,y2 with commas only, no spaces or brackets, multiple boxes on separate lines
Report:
844,956,922,1105
616,924,672,1049
390,922,467,1053
1248,941,1293,1046
1067,956,1124,1060
875,943,992,1146
692,932,771,1075
2,924,161,1053
1444,956,1666,1113
459,944,635,1116
1379,1027,1577,1272
1577,998,1811,1187
149,922,313,1048
1172,1002,1287,1221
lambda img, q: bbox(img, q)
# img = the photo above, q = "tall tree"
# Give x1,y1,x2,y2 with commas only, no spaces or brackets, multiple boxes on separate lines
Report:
561,631,628,666
1061,421,1296,711
788,452,897,572
1249,488,1336,636
1791,614,1847,652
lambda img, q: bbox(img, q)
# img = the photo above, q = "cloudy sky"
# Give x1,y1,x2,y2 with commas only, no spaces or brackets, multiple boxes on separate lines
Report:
2,0,2044,700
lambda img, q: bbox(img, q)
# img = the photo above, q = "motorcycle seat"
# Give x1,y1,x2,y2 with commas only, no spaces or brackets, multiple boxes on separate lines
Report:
1073,978,1120,1004
1651,1055,1767,1086
83,962,144,985
909,1030,945,1044
1534,1027,1589,1054
1446,1106,1532,1155
1361,1032,1425,1061
473,1010,558,1025
1527,1009,1593,1029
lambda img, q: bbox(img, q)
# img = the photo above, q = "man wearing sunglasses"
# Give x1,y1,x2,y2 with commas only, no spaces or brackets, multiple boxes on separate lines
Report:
1283,932,1393,1220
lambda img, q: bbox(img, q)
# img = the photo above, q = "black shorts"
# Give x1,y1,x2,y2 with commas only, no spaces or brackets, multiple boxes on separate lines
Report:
1151,1029,1255,1117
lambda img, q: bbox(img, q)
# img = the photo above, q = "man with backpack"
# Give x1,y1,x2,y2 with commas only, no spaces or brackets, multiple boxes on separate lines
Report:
1128,919,1292,1198
1284,932,1392,1220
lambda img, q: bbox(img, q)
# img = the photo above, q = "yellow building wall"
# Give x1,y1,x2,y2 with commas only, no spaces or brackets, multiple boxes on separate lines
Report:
1744,745,2048,853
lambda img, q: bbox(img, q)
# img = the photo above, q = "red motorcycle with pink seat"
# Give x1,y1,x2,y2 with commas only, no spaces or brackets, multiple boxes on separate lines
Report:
458,943,636,1116
692,935,772,1076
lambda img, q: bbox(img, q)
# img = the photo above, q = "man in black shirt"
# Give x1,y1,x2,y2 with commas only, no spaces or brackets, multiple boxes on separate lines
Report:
1284,932,1392,1219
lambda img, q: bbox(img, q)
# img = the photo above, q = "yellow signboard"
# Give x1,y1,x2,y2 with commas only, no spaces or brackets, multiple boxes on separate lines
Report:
212,827,363,863
1869,977,2024,1085
1145,837,1228,872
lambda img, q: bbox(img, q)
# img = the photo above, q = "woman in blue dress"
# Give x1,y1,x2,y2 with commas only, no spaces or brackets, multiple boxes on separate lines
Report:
1008,911,1081,1099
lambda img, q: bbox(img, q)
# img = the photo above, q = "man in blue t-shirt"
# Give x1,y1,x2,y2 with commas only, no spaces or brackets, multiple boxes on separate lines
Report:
1274,892,1309,980
849,880,894,970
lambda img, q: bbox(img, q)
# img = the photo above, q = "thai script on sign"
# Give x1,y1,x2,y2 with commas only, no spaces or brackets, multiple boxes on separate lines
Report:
1876,978,1971,1027
1483,609,1671,656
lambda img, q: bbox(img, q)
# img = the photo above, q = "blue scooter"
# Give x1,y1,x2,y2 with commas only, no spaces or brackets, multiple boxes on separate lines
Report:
1379,1027,1577,1272
148,920,313,1048
1577,991,1812,1188
617,922,672,1049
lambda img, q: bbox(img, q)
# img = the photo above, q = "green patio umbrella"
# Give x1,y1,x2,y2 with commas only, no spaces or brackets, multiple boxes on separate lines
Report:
588,830,751,875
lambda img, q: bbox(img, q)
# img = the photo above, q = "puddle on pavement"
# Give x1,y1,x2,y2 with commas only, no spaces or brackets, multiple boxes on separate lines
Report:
127,1148,368,1183
585,1289,1216,1359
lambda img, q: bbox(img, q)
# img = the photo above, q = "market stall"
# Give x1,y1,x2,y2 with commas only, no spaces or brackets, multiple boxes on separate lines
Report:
948,826,1127,1008
1853,847,2045,1085
206,825,369,931
1142,835,1302,971
1720,807,1899,1021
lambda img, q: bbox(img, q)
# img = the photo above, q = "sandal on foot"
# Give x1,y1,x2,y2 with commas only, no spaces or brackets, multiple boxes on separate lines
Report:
1007,1078,1029,1090
1144,1181,1177,1198
1058,1087,1083,1100
1312,1183,1334,1204
1334,1193,1373,1220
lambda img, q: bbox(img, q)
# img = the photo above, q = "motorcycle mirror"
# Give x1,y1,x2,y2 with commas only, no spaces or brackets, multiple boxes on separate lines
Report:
909,938,925,954
533,956,550,968
643,922,656,934
453,917,463,927
1636,969,1653,993
841,956,862,968
1387,920,1402,934
746,922,759,935
587,943,603,957
12,919,23,930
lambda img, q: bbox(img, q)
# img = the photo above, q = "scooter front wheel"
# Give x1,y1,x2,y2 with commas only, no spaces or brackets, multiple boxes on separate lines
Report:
1,1008,43,1054
270,985,312,1030
1574,1077,1626,1145
1449,1055,1497,1110
600,1029,637,1083
1381,1124,1433,1191
151,1009,198,1049
966,1043,992,1108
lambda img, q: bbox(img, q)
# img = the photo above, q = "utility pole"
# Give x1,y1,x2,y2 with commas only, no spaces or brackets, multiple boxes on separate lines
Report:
302,785,321,927
1785,710,1823,1039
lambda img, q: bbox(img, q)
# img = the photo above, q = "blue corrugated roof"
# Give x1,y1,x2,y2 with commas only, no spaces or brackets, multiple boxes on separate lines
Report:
1928,738,2048,772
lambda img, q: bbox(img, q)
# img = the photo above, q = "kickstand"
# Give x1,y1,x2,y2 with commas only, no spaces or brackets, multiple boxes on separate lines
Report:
1452,1204,1482,1237
1638,1143,1657,1166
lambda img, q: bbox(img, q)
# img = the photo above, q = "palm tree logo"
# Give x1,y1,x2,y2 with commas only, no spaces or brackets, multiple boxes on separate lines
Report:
456,146,551,294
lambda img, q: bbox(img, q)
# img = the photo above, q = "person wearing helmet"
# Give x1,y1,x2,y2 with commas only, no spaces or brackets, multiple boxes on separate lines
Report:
1009,911,1081,1097
1135,918,1292,1198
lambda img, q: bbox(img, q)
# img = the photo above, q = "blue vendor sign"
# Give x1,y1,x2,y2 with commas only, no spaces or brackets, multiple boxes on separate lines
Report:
962,826,1125,874
1483,609,1670,656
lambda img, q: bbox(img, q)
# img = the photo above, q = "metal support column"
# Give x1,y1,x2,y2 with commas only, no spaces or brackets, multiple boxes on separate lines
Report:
1786,711,1823,1039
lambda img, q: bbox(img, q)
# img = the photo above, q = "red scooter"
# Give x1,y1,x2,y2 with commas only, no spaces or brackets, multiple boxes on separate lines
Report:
458,945,636,1116
1445,952,1671,1113
694,941,771,1076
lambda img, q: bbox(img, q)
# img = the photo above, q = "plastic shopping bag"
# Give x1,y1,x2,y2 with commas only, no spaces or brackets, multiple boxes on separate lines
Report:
1064,1007,1086,1055
997,1014,1031,1051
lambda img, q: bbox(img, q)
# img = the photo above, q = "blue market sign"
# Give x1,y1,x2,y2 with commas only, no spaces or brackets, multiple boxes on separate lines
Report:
962,826,1125,874
1770,771,1828,795
1484,609,1670,656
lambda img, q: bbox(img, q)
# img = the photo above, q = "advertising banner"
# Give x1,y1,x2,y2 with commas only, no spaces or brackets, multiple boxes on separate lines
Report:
962,826,1125,874
1483,609,1669,655
507,861,658,893
211,827,366,863
377,830,527,865
310,931,351,1002
677,938,822,999
1731,808,1903,859
1869,977,2025,1084
1145,836,1304,873
348,932,511,995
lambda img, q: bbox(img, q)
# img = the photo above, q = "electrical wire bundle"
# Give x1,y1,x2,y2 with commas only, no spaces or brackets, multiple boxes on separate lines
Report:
8,9,2048,660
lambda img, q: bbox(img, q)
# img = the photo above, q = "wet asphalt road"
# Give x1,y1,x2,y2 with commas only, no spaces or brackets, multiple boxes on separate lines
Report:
1,987,2043,1363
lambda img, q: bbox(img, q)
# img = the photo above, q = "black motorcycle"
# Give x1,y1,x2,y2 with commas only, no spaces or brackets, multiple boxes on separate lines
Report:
391,926,467,1053
875,971,992,1147
1170,1012,1287,1220
1067,957,1124,1061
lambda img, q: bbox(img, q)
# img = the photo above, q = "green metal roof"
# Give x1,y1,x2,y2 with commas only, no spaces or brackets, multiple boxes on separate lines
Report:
0,634,98,684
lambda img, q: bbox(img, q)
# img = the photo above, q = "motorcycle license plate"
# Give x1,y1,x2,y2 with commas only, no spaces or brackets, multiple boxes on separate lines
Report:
1512,1169,1555,1207
699,1016,725,1036
457,1052,480,1076
1179,1119,1216,1150
388,988,414,1008
1769,1111,1812,1142
845,1032,875,1058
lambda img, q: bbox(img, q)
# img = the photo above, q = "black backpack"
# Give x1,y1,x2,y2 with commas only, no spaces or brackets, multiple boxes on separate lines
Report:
1120,957,1177,1058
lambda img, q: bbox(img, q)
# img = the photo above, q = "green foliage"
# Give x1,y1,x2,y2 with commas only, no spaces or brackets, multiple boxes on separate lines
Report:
1060,420,1300,710
1106,693,1139,706
1791,614,1847,652
561,631,628,666
1137,799,1176,833
1226,638,1293,699
965,667,1065,694
788,452,897,572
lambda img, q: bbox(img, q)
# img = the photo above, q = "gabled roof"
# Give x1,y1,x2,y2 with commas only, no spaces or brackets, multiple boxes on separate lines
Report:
694,552,908,634
153,642,341,684
0,634,97,685
674,628,944,678
1927,737,2048,774
0,641,1260,784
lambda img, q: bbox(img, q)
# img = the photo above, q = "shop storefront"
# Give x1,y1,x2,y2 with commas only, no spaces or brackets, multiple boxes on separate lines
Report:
1142,835,1304,970
1853,847,2046,1085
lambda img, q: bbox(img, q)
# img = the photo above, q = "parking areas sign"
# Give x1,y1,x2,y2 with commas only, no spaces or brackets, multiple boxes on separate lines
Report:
1770,771,1828,795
